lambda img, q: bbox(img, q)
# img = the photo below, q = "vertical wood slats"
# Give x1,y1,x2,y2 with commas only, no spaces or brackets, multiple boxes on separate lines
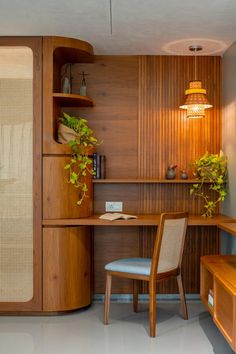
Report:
69,55,221,294
138,56,221,293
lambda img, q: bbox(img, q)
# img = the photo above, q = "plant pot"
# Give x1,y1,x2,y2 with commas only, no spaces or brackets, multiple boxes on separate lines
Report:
58,123,77,144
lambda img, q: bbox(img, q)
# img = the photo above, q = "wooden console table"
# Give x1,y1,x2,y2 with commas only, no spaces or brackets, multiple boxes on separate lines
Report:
218,222,236,237
201,255,236,352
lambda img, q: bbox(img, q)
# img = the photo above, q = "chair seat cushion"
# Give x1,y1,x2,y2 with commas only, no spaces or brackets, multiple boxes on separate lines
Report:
105,257,175,276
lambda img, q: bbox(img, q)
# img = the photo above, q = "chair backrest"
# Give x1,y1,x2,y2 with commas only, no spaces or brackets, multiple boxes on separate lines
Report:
150,212,188,278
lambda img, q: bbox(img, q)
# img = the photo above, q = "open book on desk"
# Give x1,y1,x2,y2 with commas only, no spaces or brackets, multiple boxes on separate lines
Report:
99,213,137,221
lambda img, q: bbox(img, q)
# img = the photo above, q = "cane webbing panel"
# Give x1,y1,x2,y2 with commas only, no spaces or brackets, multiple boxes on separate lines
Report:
0,47,33,302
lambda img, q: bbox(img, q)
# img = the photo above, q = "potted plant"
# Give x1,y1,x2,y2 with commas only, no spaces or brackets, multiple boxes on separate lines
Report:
190,151,228,217
58,112,99,205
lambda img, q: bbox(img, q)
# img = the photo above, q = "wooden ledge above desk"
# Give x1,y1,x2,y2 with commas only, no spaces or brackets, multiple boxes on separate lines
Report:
218,222,236,236
43,214,235,227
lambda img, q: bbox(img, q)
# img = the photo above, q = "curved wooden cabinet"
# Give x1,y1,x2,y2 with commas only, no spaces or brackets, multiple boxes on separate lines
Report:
43,156,93,219
43,226,91,312
42,36,95,311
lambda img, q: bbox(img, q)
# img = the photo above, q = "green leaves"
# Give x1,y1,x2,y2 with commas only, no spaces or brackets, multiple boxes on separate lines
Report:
60,112,100,205
190,151,228,217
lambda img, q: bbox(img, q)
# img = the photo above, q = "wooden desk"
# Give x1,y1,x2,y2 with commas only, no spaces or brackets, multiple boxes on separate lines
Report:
43,213,235,314
201,255,236,351
43,214,234,227
218,222,236,237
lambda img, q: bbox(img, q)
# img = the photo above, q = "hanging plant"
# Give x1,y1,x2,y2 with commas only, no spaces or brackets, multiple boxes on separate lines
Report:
58,112,99,205
190,151,228,217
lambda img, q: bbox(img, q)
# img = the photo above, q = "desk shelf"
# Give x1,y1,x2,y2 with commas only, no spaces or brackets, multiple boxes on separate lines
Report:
93,178,211,184
53,93,94,107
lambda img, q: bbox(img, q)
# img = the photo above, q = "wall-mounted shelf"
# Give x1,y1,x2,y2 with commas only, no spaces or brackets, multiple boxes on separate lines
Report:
93,178,211,184
53,93,94,107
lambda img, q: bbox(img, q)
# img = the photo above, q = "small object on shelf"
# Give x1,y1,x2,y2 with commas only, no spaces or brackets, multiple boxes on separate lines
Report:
180,169,188,179
166,165,177,179
99,213,137,221
100,155,106,179
93,153,97,179
61,63,72,93
79,71,88,96
208,289,214,307
93,154,106,179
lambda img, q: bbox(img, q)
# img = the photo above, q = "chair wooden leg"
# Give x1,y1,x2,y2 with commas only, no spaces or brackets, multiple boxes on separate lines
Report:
149,280,156,337
104,272,112,325
133,279,139,312
177,273,188,320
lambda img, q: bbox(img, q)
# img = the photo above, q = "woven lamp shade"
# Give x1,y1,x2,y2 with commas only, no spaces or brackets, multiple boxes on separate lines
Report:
180,80,212,118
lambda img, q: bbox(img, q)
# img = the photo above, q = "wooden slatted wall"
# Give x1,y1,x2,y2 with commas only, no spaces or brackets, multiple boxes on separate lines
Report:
70,55,222,294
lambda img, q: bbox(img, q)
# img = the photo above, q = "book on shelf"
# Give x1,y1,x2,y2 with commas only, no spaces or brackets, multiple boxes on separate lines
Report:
99,213,137,221
93,153,106,179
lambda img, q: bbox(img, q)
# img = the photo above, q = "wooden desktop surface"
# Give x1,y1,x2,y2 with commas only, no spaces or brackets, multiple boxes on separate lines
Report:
218,222,236,236
43,214,234,227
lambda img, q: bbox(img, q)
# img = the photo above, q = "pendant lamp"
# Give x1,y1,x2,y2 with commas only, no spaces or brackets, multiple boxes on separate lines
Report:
179,45,212,118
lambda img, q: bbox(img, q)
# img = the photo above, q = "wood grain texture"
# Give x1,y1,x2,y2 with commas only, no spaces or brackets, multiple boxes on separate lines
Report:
0,37,42,312
44,54,222,296
43,156,93,219
137,55,222,294
43,226,91,311
94,227,139,294
201,255,236,350
53,93,94,107
68,56,139,178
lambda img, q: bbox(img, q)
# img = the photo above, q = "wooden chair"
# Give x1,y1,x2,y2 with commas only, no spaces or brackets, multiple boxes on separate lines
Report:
104,212,188,337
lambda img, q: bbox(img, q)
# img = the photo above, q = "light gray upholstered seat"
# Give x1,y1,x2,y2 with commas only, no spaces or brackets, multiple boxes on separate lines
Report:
105,257,176,275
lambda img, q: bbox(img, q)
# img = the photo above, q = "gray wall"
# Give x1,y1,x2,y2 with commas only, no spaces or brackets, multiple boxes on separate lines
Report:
222,40,236,253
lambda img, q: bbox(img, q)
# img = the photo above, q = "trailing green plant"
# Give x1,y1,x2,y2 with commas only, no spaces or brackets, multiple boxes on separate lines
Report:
190,151,228,217
59,112,99,205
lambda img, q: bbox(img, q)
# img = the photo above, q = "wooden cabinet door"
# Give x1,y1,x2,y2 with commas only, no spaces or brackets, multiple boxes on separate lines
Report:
0,37,42,311
43,226,92,311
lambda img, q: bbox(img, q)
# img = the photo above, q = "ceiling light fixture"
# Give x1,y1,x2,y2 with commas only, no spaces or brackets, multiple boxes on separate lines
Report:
179,45,212,118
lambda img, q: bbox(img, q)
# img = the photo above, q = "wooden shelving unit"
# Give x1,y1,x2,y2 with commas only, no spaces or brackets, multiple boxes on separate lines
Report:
43,36,94,155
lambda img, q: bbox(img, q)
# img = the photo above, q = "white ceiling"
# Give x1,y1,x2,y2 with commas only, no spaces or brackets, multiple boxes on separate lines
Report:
1,0,236,55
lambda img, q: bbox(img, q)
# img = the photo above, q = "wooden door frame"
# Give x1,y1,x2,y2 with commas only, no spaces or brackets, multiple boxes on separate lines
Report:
0,37,42,311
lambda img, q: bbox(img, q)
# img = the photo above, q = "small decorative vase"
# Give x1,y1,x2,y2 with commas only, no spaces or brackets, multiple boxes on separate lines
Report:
180,169,188,180
166,165,177,179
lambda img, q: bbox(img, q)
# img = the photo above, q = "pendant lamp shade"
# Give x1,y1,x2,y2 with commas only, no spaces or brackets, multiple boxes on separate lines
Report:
180,80,212,118
179,46,212,118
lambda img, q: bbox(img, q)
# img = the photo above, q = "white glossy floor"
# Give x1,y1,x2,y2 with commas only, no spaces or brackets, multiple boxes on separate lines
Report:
0,301,234,354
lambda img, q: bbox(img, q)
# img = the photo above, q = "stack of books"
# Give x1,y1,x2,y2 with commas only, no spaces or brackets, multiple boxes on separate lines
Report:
93,153,106,179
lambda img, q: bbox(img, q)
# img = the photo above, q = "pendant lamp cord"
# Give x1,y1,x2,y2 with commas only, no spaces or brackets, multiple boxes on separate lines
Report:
109,0,113,35
194,48,197,81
